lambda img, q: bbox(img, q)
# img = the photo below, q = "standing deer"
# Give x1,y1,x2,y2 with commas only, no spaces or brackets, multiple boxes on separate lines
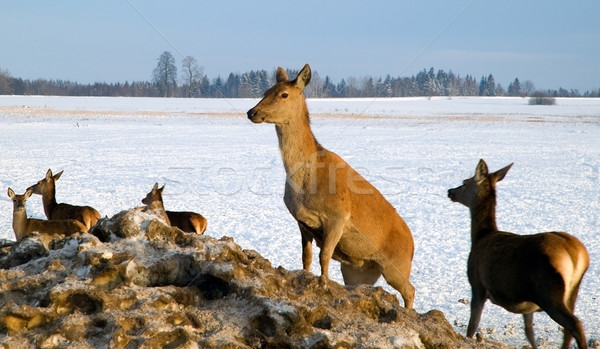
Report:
247,64,415,308
141,183,207,234
448,159,589,349
27,169,101,230
8,188,87,241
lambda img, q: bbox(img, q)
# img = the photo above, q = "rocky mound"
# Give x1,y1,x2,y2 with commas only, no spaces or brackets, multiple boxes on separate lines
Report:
0,209,509,348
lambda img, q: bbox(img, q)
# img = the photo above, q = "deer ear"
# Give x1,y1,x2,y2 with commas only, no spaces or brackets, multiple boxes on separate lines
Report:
7,188,15,198
493,163,513,182
152,183,159,192
46,169,53,180
54,170,64,181
475,159,489,182
159,184,166,192
275,67,288,83
294,64,311,91
24,188,33,199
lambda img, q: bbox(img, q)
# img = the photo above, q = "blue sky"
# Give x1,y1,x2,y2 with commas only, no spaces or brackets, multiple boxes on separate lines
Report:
2,1,599,91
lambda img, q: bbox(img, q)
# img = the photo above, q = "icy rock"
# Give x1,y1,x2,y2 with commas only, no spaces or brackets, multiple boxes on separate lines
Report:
0,209,509,348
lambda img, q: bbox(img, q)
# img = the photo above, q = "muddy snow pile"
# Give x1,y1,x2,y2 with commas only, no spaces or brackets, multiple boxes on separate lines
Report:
0,209,508,348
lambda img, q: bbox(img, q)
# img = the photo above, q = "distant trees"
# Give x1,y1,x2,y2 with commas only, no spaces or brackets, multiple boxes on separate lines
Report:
0,69,12,94
152,51,177,97
1,57,598,97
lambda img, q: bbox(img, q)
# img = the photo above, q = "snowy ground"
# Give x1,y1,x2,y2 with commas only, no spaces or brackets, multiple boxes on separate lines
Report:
1,95,599,347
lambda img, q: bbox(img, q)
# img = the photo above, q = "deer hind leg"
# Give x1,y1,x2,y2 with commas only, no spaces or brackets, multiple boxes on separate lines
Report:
340,261,381,286
560,279,584,349
537,293,587,349
379,261,415,308
523,313,538,349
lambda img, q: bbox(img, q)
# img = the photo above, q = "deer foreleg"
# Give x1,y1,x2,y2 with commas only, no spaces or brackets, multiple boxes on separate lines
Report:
523,313,538,349
319,218,345,287
298,222,313,271
467,287,486,338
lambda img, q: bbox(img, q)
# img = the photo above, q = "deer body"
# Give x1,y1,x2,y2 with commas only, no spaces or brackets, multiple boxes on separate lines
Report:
8,188,87,241
28,169,101,230
247,64,415,308
448,159,588,349
166,211,207,235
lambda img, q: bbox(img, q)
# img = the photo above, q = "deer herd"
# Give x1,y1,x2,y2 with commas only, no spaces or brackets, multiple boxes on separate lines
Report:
4,64,591,348
8,169,207,242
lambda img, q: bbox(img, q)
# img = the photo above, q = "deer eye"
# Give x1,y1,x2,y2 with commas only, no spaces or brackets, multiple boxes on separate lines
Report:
281,93,288,99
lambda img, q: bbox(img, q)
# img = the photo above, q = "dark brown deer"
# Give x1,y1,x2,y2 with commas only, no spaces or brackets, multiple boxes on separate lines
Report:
8,188,87,241
247,64,415,308
141,183,207,234
27,169,101,230
448,159,589,349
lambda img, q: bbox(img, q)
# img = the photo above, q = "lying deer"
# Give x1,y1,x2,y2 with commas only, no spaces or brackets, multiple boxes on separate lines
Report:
8,188,87,241
27,169,101,230
141,183,172,225
448,159,589,349
247,64,415,308
142,183,207,234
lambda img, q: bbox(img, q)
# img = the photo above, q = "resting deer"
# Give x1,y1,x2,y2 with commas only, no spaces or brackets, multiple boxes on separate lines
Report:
141,183,171,226
27,169,101,230
448,159,589,349
141,183,207,234
247,64,415,308
8,188,88,241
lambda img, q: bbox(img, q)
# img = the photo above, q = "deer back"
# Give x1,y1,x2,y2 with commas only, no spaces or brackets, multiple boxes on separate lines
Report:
166,211,207,234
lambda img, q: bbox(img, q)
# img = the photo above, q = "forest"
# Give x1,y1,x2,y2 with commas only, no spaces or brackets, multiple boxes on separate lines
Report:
1,51,597,98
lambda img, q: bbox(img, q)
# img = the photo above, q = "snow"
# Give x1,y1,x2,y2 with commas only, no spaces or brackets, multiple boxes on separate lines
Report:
1,95,599,347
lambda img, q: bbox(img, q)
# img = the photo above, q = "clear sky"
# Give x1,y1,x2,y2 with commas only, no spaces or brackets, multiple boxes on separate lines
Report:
2,1,599,92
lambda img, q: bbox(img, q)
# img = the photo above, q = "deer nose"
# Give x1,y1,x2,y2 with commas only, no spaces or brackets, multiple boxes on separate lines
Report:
447,189,455,200
247,109,257,120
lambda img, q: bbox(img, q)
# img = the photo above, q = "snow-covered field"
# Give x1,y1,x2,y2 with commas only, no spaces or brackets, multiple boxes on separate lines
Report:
1,95,599,347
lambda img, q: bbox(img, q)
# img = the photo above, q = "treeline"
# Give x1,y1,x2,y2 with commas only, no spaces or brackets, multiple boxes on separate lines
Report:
1,61,598,98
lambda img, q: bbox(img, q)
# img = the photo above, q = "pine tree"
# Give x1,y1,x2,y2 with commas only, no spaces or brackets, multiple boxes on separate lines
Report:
507,78,522,96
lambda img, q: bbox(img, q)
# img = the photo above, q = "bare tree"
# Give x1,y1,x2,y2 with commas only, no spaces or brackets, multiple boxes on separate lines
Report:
523,80,535,96
181,56,203,97
152,51,177,97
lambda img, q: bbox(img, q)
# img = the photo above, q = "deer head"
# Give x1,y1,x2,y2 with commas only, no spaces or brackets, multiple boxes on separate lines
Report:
247,64,311,125
448,159,513,209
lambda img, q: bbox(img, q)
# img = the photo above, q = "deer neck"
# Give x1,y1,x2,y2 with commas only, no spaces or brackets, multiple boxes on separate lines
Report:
12,208,28,238
469,194,498,242
41,186,59,217
275,111,321,184
148,200,165,211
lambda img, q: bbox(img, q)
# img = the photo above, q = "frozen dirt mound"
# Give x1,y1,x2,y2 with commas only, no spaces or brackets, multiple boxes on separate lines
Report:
0,209,509,348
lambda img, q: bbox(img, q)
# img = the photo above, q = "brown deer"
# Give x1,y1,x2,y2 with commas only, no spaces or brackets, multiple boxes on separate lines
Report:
448,159,589,349
141,183,207,234
141,183,171,226
8,188,88,241
247,64,415,308
142,183,207,234
27,169,101,230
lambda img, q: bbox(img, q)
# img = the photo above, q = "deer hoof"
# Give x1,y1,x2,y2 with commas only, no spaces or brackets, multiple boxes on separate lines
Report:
319,275,329,289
